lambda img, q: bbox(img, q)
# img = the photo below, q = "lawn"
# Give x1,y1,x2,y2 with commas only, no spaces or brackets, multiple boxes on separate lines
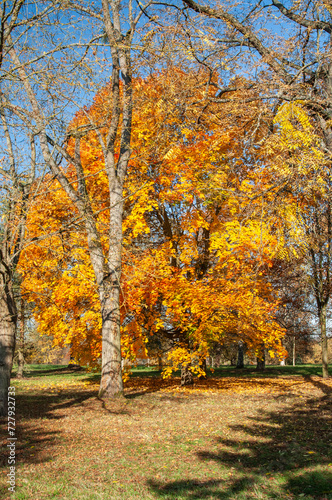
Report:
1,365,332,500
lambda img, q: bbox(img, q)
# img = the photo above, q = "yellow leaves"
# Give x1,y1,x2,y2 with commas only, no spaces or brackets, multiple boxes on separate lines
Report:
180,127,193,139
19,68,289,371
163,146,182,161
163,345,209,379
269,101,322,179
274,101,313,137
122,181,158,240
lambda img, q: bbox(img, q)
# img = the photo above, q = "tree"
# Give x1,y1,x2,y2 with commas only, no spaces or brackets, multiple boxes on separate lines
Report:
182,0,332,377
1,0,165,401
19,67,287,383
0,0,51,414
271,257,314,365
264,100,332,376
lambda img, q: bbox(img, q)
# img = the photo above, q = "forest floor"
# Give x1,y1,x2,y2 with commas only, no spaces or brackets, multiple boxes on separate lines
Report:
1,365,332,500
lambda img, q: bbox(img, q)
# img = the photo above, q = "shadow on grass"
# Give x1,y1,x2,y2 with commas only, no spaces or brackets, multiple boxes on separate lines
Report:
287,470,332,497
15,363,331,384
208,364,332,379
0,388,129,473
148,477,255,500
121,375,330,400
304,375,332,395
0,390,93,468
12,365,86,379
148,381,332,499
83,364,331,383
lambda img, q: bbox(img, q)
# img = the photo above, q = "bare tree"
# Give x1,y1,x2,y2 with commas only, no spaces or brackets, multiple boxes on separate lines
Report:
0,15,39,414
0,0,73,416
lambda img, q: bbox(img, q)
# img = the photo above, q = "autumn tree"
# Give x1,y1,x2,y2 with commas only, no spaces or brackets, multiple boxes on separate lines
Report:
19,67,287,384
181,0,332,377
262,100,332,376
0,0,175,405
271,257,314,365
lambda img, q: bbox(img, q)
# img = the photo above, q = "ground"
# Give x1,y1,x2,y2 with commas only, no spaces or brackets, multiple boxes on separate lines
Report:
0,365,332,500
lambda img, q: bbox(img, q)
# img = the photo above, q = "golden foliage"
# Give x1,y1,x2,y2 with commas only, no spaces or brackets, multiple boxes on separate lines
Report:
19,68,287,373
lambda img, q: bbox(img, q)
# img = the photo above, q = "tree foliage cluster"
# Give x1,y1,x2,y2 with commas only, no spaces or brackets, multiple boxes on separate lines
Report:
18,68,286,378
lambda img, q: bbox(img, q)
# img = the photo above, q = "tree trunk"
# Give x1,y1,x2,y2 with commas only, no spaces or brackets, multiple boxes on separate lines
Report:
0,274,17,416
236,341,244,369
98,274,123,398
256,343,265,371
292,335,296,367
98,188,124,398
16,296,25,379
319,303,329,379
181,364,194,386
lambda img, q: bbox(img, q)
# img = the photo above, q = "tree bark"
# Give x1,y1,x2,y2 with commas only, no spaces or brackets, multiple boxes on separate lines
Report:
0,272,17,416
16,296,25,379
236,341,244,368
98,280,123,397
319,303,329,379
181,364,194,386
98,187,124,397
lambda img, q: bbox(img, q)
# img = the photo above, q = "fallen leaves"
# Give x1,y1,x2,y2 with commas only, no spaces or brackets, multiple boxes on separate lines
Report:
123,375,332,397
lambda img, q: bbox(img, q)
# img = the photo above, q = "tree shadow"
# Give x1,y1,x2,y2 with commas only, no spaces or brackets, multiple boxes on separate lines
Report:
148,476,258,500
148,391,332,499
11,365,82,378
303,375,332,395
0,388,129,473
210,364,332,379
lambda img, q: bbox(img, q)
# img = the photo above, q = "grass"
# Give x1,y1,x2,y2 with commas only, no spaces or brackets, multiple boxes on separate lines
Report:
1,364,332,500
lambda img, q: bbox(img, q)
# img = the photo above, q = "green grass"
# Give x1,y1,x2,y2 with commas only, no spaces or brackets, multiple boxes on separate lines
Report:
11,363,331,380
1,364,332,500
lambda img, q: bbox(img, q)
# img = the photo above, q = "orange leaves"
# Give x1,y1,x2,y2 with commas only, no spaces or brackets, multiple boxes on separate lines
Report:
19,67,286,372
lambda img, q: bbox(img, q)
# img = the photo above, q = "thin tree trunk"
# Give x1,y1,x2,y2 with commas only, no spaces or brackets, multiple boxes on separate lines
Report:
236,341,244,369
0,273,17,416
319,303,329,378
292,335,296,366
